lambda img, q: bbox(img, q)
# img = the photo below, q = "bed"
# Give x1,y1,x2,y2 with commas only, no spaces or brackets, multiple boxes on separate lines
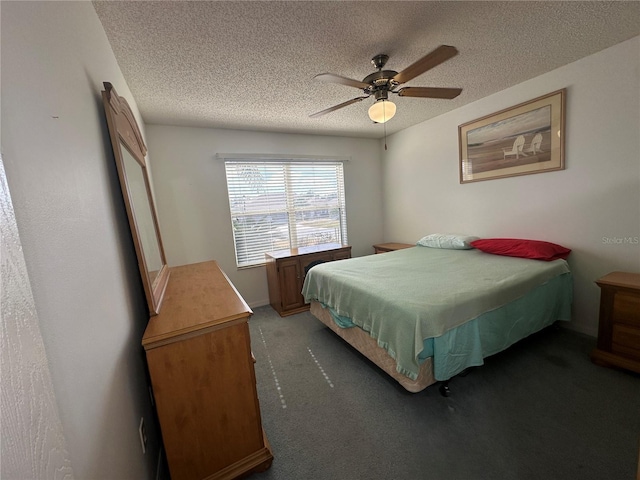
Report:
301,245,572,394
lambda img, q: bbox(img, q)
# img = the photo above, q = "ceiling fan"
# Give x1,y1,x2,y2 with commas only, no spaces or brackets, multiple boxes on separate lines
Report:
310,45,462,123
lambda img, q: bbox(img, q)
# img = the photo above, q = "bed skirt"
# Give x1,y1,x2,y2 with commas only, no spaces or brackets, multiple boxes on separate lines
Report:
310,301,436,393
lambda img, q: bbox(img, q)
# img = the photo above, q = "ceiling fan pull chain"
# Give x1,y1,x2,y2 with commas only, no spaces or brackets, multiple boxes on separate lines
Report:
383,101,388,150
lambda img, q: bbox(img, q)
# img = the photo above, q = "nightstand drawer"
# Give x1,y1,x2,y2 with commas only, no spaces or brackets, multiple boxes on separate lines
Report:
613,292,640,327
612,324,640,356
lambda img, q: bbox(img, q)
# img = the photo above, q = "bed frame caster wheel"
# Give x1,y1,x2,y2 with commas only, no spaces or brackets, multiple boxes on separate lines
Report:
439,382,450,397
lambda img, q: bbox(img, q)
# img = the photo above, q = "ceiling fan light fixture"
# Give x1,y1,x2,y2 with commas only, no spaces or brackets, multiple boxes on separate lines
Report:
368,99,396,124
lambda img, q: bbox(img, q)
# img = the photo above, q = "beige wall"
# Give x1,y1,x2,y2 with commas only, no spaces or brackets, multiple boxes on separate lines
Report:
146,38,639,333
382,37,640,336
3,1,635,476
146,125,383,307
2,2,160,478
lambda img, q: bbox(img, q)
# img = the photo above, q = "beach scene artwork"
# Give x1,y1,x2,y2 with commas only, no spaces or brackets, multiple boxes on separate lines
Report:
465,106,551,174
459,89,564,183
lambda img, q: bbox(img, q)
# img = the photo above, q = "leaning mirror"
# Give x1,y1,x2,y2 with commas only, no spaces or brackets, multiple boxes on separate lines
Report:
102,82,169,315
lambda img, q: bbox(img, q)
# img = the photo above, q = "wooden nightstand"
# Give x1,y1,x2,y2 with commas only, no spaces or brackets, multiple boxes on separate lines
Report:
590,271,640,374
372,242,414,254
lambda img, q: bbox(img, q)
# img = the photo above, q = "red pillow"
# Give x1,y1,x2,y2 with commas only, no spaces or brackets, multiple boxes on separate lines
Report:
470,238,571,261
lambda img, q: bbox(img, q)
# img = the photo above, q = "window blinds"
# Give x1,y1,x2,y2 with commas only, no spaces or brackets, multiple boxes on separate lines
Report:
224,160,347,267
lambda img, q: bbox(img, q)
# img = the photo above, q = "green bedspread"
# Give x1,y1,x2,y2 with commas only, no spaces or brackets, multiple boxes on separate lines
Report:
302,246,571,380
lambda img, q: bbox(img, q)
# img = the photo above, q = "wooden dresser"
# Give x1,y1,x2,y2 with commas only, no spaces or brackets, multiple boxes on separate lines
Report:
590,271,640,374
265,243,351,317
142,261,273,480
372,242,414,254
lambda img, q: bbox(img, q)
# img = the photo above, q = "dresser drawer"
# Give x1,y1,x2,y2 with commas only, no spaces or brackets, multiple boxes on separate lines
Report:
333,249,352,260
613,292,640,327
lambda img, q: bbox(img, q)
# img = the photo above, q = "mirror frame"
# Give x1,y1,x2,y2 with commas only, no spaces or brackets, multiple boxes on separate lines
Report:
102,82,170,315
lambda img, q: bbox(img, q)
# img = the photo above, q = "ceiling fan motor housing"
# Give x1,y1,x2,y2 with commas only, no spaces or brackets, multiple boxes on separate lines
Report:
362,70,399,94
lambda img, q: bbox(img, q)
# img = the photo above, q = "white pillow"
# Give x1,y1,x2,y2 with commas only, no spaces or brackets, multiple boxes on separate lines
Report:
416,233,480,250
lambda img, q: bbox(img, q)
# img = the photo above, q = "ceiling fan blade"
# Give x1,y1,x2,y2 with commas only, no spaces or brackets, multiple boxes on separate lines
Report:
393,45,459,84
314,73,371,90
396,87,462,99
309,96,369,118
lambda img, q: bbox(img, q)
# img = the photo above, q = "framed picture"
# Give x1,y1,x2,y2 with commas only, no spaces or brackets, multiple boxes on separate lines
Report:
459,89,565,183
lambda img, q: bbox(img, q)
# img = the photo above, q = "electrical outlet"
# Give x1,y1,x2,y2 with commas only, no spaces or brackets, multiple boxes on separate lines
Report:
139,417,147,454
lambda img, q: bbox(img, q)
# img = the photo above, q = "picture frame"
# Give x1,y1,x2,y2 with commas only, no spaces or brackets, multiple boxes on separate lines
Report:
458,89,565,184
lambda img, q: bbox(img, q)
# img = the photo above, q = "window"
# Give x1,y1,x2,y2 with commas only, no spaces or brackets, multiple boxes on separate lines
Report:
224,158,348,268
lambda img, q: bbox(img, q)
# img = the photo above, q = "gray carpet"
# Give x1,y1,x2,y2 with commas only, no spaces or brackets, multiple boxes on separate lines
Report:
248,305,640,480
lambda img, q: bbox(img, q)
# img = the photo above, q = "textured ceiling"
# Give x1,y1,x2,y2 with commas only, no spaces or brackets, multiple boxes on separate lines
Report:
93,1,640,139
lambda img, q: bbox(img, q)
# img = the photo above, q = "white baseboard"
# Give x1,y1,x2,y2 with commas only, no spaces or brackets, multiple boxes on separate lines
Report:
248,298,270,309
